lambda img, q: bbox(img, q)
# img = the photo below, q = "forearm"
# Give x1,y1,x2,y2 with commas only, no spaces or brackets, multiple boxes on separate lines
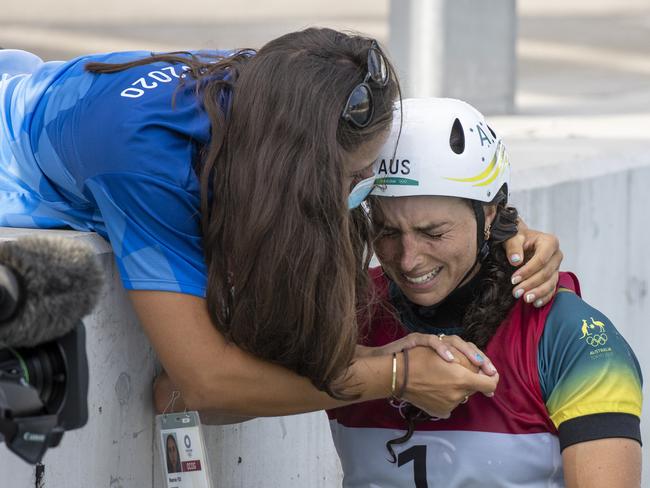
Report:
187,344,393,416
132,289,395,418
134,291,492,420
152,332,393,417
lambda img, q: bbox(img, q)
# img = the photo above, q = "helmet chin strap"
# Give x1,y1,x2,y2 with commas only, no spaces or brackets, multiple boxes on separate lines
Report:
454,201,490,289
471,200,488,259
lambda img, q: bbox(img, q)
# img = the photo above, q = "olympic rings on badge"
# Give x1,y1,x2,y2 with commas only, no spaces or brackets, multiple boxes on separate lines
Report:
585,333,608,347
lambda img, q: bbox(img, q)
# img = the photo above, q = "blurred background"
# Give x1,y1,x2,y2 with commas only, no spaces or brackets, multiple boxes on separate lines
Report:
2,0,650,486
3,0,650,117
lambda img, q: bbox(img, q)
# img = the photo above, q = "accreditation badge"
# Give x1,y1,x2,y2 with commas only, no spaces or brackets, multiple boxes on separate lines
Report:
156,411,213,488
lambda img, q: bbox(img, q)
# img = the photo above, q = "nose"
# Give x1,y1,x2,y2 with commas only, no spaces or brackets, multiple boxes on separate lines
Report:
399,233,423,272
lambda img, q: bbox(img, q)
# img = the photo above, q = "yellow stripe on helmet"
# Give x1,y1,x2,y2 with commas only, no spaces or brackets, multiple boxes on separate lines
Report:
444,150,497,184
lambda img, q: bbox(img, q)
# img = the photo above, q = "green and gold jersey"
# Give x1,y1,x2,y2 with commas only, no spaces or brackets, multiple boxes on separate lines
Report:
540,287,642,449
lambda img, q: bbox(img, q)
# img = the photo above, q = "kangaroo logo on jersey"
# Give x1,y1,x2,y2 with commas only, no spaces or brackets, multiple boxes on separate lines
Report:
579,317,608,347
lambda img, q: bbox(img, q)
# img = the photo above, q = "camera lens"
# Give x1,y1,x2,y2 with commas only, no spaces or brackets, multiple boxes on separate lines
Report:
0,343,67,416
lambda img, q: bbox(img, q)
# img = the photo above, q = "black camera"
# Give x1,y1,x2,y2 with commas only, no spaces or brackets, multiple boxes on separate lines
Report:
0,236,100,464
0,323,89,464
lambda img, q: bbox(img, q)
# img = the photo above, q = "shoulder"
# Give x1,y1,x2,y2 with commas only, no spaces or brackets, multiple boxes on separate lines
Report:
543,289,621,350
540,287,635,369
537,284,642,437
546,289,596,329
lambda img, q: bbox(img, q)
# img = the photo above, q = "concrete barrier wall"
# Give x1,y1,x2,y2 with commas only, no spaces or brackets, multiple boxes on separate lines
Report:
511,165,650,488
1,161,649,486
0,231,160,486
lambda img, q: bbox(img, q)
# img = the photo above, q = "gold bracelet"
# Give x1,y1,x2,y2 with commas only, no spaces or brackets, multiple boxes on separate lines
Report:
390,352,398,397
395,349,408,399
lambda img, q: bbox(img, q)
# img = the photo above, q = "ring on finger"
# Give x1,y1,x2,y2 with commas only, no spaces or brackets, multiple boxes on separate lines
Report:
438,333,446,341
461,395,469,404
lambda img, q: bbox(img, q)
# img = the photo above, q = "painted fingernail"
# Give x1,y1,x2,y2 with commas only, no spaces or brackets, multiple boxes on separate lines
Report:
511,275,522,285
510,254,522,263
534,299,544,308
445,351,455,361
514,288,524,299
475,353,484,363
525,293,536,303
489,363,498,374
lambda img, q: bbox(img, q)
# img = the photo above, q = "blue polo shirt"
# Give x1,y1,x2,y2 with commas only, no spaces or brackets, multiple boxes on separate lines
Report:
0,49,232,296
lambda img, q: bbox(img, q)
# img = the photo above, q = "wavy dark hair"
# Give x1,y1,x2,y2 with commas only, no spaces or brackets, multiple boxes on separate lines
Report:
460,200,518,349
86,28,399,396
371,194,519,460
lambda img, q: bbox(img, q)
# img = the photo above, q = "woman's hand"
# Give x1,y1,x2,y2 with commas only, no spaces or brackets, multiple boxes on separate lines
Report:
356,333,497,376
399,346,499,418
504,218,563,308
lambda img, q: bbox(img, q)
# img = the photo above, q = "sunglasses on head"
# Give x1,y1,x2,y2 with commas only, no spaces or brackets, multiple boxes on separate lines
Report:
341,41,390,129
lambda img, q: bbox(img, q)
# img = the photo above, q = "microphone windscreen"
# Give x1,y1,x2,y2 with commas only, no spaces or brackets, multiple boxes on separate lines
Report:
0,236,104,347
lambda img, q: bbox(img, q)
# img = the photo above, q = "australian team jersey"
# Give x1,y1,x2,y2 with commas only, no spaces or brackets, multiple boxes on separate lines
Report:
0,49,233,296
328,270,642,487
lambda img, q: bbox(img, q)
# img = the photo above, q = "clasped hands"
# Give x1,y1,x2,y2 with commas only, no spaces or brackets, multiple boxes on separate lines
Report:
356,332,497,419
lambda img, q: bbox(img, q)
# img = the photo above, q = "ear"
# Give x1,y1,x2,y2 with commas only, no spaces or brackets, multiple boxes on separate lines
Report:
484,204,497,228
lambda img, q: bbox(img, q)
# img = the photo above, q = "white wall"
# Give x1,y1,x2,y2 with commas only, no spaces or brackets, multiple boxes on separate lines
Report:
512,166,650,481
0,231,158,486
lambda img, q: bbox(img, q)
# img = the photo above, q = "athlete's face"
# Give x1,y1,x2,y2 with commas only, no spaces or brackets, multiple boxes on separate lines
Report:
342,131,389,198
373,196,494,307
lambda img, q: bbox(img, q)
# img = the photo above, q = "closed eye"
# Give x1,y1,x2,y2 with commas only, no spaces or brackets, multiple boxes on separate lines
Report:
419,228,444,240
415,223,448,240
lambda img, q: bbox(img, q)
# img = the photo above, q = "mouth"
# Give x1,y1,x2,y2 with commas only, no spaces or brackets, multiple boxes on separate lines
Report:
401,266,443,288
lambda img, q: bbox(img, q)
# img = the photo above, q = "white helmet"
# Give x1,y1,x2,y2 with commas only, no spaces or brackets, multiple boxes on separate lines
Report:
372,98,509,203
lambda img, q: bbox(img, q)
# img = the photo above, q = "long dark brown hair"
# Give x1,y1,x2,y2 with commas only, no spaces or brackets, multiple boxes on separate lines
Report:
86,28,399,395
